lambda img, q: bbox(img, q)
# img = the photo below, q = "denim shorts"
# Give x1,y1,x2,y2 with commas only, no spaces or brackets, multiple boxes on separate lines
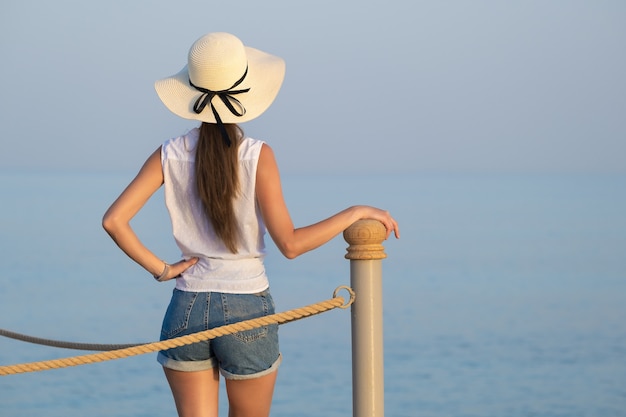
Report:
157,288,281,380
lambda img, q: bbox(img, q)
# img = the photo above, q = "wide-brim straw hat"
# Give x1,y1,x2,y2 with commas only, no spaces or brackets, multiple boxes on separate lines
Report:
155,32,285,124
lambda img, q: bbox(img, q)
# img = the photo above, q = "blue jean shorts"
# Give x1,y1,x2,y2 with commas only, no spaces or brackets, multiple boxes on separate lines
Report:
157,288,281,380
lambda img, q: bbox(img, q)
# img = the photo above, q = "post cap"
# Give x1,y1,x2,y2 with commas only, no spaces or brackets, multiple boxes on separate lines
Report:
343,219,387,260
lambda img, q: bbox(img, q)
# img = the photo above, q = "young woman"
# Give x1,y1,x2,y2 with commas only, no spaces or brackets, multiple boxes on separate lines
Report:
102,32,399,417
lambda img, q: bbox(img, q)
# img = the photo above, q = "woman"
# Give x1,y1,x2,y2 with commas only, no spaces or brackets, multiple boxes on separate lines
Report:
103,32,399,417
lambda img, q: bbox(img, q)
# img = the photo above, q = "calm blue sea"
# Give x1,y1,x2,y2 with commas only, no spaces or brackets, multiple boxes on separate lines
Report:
1,171,625,417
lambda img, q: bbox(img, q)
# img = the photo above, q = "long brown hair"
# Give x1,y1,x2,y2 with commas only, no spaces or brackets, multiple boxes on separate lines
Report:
195,122,243,253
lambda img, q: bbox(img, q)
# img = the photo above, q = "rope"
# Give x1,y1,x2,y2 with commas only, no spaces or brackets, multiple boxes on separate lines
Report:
0,329,143,351
0,286,355,376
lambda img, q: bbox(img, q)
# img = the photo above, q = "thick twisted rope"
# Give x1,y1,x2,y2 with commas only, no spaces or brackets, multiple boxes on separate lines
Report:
0,329,143,351
0,286,355,376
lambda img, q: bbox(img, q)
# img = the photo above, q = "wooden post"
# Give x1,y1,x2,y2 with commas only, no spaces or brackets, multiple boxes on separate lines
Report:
344,219,387,417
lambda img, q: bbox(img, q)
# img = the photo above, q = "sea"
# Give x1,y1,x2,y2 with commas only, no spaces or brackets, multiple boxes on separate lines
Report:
0,170,625,417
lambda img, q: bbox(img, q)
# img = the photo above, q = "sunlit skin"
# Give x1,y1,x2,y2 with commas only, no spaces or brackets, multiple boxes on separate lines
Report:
102,141,398,417
102,144,400,280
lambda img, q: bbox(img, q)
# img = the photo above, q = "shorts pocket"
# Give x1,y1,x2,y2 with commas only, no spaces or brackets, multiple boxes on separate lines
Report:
160,290,199,340
224,291,275,344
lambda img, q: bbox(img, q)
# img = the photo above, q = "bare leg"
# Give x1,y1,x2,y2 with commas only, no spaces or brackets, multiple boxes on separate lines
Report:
225,370,278,417
163,367,220,417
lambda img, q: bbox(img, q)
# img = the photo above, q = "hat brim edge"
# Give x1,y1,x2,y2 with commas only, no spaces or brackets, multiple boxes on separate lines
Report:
155,46,285,124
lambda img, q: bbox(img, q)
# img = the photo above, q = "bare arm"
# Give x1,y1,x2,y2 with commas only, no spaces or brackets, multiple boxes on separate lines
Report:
102,147,198,280
255,144,400,259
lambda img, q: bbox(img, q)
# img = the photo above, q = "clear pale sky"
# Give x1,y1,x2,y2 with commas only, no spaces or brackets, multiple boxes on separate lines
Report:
1,0,624,174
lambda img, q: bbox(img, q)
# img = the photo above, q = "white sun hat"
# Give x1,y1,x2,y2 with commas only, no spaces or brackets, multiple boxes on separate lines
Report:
155,32,285,127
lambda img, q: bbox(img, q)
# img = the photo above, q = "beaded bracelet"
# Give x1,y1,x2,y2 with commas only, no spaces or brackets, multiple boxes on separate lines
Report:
154,262,170,282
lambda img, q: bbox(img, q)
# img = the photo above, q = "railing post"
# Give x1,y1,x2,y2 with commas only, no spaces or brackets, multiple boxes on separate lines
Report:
344,219,387,417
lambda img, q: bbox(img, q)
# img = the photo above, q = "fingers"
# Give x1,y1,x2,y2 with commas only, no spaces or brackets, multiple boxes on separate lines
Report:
377,209,399,240
162,257,199,282
391,214,400,238
363,207,399,240
387,216,400,239
384,215,400,240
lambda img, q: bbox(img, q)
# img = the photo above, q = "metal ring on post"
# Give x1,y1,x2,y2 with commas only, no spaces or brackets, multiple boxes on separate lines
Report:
333,285,356,309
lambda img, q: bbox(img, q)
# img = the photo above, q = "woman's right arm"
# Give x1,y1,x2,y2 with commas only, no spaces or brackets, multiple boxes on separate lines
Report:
102,147,197,280
255,144,399,259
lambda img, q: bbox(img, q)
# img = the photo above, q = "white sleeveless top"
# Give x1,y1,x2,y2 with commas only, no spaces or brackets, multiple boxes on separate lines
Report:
161,128,269,293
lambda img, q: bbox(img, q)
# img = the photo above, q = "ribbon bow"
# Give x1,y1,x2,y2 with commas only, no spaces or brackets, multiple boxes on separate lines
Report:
189,67,250,146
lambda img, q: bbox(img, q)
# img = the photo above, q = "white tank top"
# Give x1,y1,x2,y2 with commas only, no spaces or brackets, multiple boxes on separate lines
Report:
161,128,269,293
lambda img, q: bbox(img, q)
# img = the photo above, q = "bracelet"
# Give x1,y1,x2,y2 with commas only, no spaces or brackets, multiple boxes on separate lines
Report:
154,262,170,282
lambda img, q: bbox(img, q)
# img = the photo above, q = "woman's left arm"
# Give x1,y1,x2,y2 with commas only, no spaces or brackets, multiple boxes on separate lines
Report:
102,147,197,281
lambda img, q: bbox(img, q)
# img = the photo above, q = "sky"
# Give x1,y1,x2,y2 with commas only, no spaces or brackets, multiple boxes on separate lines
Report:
1,0,624,175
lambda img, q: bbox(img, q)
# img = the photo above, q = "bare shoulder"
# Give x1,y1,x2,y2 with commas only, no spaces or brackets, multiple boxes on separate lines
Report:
257,143,279,175
259,142,275,160
256,142,284,202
